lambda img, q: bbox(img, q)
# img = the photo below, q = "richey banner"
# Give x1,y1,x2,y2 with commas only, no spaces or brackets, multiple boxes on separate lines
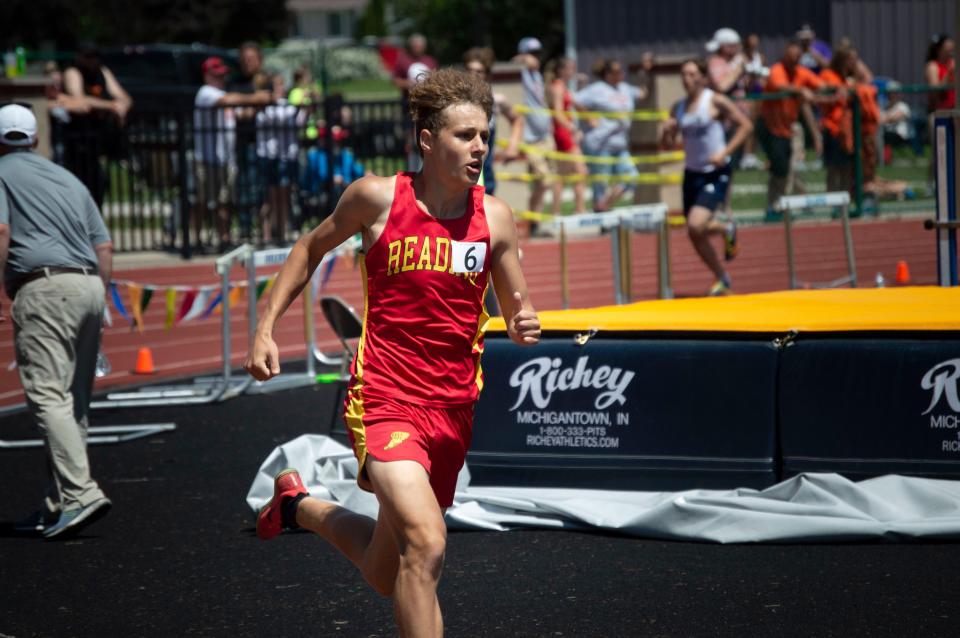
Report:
780,339,960,479
470,337,779,490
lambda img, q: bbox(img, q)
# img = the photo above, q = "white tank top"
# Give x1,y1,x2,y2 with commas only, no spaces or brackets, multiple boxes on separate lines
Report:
676,88,726,173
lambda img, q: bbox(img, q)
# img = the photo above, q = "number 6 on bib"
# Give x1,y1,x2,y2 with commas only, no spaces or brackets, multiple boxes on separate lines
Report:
450,241,486,273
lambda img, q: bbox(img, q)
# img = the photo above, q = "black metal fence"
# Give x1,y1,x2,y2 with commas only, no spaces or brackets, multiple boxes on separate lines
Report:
51,97,408,256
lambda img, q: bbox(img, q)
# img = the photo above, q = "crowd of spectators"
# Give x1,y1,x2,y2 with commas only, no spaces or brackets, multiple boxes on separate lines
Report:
42,40,373,253
484,25,953,293
492,25,957,222
36,26,958,254
186,41,377,252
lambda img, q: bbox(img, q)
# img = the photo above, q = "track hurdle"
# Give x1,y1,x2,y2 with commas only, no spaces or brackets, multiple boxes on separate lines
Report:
237,245,322,396
0,423,178,449
91,242,352,409
775,191,857,290
548,203,672,307
91,244,261,408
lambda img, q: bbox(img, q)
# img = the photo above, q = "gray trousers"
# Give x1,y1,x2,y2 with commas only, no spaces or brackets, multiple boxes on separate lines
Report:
12,272,107,512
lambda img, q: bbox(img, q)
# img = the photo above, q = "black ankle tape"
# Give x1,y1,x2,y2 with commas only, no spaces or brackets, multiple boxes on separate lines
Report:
281,492,308,529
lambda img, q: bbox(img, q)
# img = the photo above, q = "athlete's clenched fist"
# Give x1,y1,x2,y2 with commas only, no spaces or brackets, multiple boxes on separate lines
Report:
245,331,281,381
509,291,540,346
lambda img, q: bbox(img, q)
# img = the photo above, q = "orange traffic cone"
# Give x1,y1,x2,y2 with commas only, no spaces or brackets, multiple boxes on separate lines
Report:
895,260,911,285
133,347,155,374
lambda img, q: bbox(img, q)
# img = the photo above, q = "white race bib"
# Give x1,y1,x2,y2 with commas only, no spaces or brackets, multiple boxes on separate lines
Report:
450,241,486,273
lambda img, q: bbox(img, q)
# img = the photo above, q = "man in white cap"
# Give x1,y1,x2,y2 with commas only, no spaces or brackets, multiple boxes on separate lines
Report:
406,61,431,85
705,28,748,223
505,36,555,218
796,24,831,73
707,28,746,95
0,104,114,539
392,34,438,97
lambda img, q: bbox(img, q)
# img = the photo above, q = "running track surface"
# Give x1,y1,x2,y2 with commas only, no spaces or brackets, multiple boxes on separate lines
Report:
0,217,938,410
1,382,957,637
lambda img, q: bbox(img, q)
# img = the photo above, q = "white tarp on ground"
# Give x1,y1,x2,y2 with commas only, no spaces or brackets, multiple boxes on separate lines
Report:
246,435,960,543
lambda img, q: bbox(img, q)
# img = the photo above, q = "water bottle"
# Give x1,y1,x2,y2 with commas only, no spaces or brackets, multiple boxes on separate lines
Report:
50,106,71,123
3,51,16,78
874,272,885,288
14,46,26,75
95,351,112,378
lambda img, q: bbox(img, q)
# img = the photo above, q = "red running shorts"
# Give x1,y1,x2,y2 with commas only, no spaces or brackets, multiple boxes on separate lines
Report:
344,389,474,508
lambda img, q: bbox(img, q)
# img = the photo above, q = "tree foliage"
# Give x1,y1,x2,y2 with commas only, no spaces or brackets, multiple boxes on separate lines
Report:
358,0,391,40
3,0,289,50
391,0,566,65
3,0,566,66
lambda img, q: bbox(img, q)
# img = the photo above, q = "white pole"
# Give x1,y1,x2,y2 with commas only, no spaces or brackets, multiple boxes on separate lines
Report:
564,0,577,61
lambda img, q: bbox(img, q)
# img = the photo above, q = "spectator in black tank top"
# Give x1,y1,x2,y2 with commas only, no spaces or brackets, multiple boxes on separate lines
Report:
62,43,133,208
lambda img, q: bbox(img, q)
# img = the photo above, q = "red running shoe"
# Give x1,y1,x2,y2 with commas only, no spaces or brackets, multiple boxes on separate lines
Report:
257,468,308,540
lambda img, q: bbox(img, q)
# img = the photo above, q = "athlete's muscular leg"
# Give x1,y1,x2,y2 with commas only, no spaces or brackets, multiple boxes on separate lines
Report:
294,496,400,596
366,458,447,638
687,206,726,280
294,457,447,637
596,183,628,212
529,179,548,213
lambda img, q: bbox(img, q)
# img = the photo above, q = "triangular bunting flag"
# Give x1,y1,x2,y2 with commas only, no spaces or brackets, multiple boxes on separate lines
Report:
176,289,198,324
200,291,223,320
229,284,243,308
181,288,215,323
110,283,130,321
215,285,244,315
164,288,177,329
140,287,154,312
128,283,144,333
259,275,277,302
255,278,269,300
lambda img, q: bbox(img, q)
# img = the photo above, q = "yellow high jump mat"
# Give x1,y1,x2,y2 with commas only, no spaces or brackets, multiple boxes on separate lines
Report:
486,287,960,334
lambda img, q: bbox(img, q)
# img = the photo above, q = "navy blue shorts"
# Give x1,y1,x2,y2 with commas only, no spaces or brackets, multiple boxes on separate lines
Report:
682,166,732,215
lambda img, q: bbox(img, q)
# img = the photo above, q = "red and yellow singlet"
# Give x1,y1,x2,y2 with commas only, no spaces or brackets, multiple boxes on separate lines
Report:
348,172,491,409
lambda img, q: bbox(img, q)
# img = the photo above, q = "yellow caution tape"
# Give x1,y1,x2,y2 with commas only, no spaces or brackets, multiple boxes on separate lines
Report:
496,139,684,165
513,103,670,121
495,171,683,185
515,210,557,222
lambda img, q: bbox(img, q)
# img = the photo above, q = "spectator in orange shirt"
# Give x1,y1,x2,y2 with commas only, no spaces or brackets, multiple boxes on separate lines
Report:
820,46,854,194
758,40,828,218
845,54,907,200
852,60,886,195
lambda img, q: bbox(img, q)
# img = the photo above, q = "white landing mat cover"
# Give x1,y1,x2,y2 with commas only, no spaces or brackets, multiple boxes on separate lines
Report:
247,435,960,543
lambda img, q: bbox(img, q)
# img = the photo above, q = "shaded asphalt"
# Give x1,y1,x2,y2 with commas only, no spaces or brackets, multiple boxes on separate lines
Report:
1,380,957,637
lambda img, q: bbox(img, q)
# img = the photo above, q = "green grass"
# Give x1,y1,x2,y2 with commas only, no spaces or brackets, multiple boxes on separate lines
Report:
728,147,932,213
328,77,399,101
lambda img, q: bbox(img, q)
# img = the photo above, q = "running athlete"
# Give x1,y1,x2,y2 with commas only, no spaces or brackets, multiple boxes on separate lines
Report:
662,58,752,296
245,68,540,638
